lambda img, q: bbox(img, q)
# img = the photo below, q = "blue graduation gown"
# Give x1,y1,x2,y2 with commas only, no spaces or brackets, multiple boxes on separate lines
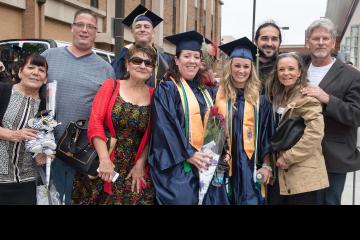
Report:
148,79,229,205
230,90,273,205
111,46,172,88
111,47,128,79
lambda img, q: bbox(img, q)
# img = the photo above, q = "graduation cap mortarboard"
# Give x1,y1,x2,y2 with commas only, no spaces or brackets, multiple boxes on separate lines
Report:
122,4,163,28
165,31,211,54
219,37,260,61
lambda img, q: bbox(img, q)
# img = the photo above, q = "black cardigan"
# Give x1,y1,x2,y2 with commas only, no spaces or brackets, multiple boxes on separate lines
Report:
0,82,46,127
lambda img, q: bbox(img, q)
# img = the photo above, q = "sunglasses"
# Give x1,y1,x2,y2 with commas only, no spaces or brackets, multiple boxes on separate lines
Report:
129,57,154,68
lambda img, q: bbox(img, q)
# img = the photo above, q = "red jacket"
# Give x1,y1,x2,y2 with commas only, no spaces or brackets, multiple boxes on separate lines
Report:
88,79,154,194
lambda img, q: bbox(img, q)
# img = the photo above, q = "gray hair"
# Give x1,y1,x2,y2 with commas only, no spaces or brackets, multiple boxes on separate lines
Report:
306,18,337,40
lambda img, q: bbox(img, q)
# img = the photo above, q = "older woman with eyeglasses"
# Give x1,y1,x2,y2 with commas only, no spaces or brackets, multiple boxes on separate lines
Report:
72,45,156,205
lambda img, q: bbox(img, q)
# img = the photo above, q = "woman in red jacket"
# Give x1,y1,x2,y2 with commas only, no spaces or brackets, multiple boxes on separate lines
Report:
72,45,156,204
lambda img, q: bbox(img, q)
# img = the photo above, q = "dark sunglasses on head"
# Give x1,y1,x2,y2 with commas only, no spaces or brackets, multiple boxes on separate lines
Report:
129,57,154,68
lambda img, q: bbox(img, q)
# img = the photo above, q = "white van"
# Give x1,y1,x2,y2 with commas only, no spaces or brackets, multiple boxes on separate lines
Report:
0,39,114,63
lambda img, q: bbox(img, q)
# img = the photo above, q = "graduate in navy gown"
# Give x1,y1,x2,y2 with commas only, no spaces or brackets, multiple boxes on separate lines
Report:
216,37,273,205
111,4,172,88
148,31,229,205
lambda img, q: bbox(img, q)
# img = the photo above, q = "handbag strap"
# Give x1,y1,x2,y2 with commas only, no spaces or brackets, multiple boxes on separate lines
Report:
66,80,118,154
37,166,47,186
36,166,57,205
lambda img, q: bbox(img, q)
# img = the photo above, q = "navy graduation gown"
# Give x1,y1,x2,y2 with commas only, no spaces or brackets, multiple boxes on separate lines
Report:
230,90,273,205
148,79,229,205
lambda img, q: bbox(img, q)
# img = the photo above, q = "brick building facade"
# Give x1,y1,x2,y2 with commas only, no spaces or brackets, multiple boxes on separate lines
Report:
0,0,223,54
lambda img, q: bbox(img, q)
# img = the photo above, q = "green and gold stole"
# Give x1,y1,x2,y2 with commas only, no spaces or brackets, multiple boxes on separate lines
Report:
170,77,213,172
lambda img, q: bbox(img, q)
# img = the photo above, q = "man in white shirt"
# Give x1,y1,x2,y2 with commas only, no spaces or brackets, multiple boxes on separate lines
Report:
301,18,360,205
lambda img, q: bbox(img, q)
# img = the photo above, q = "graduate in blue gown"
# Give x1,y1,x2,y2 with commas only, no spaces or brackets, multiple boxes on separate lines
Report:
216,37,273,205
148,31,229,205
111,4,172,88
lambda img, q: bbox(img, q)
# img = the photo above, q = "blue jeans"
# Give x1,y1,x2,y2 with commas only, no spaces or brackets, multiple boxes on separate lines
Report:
51,158,76,205
318,173,347,205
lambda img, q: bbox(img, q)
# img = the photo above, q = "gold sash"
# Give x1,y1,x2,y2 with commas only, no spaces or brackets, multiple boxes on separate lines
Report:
171,77,212,150
215,86,259,176
243,100,256,160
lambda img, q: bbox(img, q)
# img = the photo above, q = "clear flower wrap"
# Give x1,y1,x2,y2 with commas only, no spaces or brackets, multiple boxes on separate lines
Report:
198,106,227,205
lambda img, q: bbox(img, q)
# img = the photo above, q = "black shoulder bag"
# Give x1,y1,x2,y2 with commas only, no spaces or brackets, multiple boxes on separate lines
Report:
56,80,117,176
270,116,305,152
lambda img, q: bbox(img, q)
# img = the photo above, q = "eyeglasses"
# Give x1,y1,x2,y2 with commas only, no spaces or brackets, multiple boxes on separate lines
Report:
73,22,97,31
129,57,154,68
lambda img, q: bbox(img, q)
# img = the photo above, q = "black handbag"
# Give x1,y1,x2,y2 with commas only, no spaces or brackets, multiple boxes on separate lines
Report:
56,119,103,176
56,80,117,176
270,116,305,152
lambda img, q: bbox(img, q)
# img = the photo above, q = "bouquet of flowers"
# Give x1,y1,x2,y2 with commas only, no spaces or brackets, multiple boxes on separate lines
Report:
198,106,227,205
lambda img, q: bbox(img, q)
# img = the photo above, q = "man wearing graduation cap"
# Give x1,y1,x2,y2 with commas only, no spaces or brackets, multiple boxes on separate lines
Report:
148,30,230,205
111,4,172,88
216,37,273,205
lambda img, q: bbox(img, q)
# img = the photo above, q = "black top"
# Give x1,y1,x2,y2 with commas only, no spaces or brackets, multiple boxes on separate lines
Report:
0,82,46,126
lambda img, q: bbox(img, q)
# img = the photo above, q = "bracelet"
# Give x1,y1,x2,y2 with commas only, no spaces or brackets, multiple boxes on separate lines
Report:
262,163,273,173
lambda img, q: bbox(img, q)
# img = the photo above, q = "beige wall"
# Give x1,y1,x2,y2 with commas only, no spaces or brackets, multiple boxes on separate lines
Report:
99,0,106,12
0,0,222,54
78,0,107,11
0,4,23,39
205,0,211,39
187,0,196,31
43,17,72,42
125,0,141,15
163,0,174,36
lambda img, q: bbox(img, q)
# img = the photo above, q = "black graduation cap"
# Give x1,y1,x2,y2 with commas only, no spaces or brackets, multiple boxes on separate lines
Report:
165,30,211,54
122,4,163,28
219,37,260,61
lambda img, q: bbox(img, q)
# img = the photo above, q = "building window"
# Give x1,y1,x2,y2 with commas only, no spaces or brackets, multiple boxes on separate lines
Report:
211,16,214,40
172,0,177,34
195,0,198,31
211,0,214,40
90,0,98,8
347,26,359,66
141,0,145,6
203,0,206,35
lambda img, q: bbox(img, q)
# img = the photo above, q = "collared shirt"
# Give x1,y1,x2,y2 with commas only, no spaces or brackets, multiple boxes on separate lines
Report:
307,58,336,86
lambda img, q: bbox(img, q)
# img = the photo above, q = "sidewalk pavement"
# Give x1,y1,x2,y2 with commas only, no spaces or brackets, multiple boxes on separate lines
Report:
341,170,360,205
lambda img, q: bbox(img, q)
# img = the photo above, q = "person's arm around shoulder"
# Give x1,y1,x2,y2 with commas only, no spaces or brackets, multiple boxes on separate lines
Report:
324,71,360,127
301,69,360,127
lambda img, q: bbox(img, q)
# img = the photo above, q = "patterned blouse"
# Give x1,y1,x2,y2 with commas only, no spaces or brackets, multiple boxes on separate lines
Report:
0,88,40,183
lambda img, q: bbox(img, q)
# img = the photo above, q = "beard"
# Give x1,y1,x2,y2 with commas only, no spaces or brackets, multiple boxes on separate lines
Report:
260,47,277,58
312,49,331,59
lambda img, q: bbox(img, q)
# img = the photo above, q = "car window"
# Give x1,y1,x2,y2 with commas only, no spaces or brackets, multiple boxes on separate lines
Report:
95,52,110,62
0,43,22,82
21,42,49,55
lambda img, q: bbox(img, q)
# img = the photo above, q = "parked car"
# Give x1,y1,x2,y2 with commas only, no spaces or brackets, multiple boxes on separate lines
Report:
0,39,114,62
0,39,114,82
